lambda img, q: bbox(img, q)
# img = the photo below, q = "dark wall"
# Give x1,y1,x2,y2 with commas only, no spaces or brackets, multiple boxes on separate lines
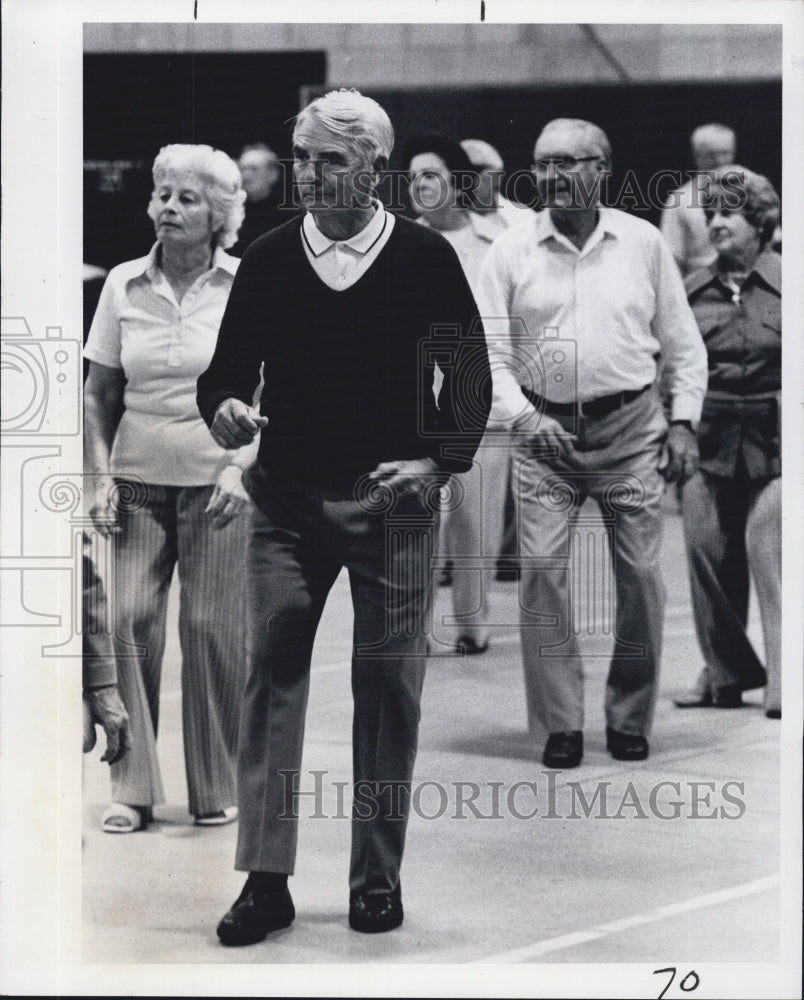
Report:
377,81,782,224
83,52,326,269
84,60,781,269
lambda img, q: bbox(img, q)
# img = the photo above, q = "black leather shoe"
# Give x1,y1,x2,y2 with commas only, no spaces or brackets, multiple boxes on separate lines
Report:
349,884,403,933
765,707,781,719
606,727,649,761
542,731,583,769
217,879,295,946
455,635,489,655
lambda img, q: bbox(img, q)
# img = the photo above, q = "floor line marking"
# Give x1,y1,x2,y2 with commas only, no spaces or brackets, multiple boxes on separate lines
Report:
474,874,780,963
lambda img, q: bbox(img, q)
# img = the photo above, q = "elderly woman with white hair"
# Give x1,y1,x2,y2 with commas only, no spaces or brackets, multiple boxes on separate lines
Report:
84,144,254,831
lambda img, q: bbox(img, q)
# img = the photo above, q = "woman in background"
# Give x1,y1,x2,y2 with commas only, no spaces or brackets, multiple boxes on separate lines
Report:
85,144,255,831
675,165,781,718
406,134,507,655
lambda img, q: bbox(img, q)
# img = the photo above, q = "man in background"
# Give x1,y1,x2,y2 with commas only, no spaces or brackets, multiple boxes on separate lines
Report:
660,123,736,277
230,142,285,255
480,118,707,770
460,138,533,238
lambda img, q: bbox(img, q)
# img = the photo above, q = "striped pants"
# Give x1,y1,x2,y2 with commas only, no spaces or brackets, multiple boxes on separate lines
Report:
438,433,510,646
108,482,248,816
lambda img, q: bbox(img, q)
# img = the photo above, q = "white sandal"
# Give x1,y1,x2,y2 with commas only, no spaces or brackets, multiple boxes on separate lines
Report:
194,806,238,827
101,802,149,833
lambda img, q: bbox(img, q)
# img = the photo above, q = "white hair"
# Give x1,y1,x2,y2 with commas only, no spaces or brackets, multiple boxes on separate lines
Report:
535,119,613,164
691,123,736,153
147,144,246,250
294,88,394,167
460,139,504,171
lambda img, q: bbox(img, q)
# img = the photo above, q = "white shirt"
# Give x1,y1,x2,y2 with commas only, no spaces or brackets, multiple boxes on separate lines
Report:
659,178,716,278
478,207,708,428
468,196,534,244
300,203,396,290
85,244,243,486
417,213,492,301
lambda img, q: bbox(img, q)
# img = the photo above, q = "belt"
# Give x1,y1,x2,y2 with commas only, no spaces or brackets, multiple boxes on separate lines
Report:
522,384,651,419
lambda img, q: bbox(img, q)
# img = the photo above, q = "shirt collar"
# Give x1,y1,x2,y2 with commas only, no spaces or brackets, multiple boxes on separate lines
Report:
686,246,781,298
142,243,238,281
466,209,505,244
301,203,388,257
533,206,620,255
750,247,781,294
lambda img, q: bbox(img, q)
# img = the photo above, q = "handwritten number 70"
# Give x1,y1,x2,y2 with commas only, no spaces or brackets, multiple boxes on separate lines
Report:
654,968,700,999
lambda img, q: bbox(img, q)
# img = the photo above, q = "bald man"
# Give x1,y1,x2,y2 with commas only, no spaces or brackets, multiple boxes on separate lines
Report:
660,123,737,276
460,138,533,239
479,118,707,769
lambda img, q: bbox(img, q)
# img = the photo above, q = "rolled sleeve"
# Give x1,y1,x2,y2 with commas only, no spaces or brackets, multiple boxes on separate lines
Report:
651,235,708,425
478,245,538,430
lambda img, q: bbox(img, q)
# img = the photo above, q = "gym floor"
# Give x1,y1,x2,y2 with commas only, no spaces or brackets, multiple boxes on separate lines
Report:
82,505,789,987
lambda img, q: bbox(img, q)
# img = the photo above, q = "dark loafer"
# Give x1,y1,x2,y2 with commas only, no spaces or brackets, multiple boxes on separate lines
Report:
455,635,489,655
606,727,649,761
349,884,403,933
542,731,583,769
217,880,295,946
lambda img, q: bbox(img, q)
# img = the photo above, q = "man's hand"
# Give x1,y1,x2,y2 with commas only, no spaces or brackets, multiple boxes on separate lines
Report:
369,457,441,499
89,476,121,536
659,422,699,484
205,464,250,529
514,407,578,461
210,399,268,450
83,684,131,764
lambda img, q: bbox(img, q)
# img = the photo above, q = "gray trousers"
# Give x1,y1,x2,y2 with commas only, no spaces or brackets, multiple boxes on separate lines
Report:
682,471,780,707
515,389,668,737
109,482,247,815
235,471,435,894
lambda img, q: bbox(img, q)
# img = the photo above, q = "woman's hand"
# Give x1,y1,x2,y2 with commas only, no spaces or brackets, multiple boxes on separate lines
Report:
89,476,122,536
205,464,250,529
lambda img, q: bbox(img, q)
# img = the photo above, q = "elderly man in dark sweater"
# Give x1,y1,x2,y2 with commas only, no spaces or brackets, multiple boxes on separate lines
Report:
198,88,491,945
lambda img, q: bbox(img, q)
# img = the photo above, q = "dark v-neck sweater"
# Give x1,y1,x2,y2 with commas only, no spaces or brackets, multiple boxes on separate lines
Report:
198,214,491,481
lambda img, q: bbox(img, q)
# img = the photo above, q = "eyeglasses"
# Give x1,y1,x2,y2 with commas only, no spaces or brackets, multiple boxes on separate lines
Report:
532,156,603,172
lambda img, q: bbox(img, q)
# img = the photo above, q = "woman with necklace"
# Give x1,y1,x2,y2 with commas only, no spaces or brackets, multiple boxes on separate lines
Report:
674,165,782,719
85,144,255,830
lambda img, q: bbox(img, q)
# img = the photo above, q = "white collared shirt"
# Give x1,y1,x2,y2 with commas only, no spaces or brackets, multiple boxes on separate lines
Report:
478,207,707,426
468,196,534,245
300,203,396,290
85,243,244,485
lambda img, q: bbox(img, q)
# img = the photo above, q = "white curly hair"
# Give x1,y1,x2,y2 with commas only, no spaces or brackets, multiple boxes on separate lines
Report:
147,144,246,250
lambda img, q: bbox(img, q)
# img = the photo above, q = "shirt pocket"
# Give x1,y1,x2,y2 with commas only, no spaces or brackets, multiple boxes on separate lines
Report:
757,300,781,337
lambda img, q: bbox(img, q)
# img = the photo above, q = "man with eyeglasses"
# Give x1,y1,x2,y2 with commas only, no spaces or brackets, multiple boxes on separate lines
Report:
479,118,707,769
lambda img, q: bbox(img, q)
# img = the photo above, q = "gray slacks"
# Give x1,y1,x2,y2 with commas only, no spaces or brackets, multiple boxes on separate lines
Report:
235,471,435,895
682,471,780,707
515,389,668,737
109,482,247,815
